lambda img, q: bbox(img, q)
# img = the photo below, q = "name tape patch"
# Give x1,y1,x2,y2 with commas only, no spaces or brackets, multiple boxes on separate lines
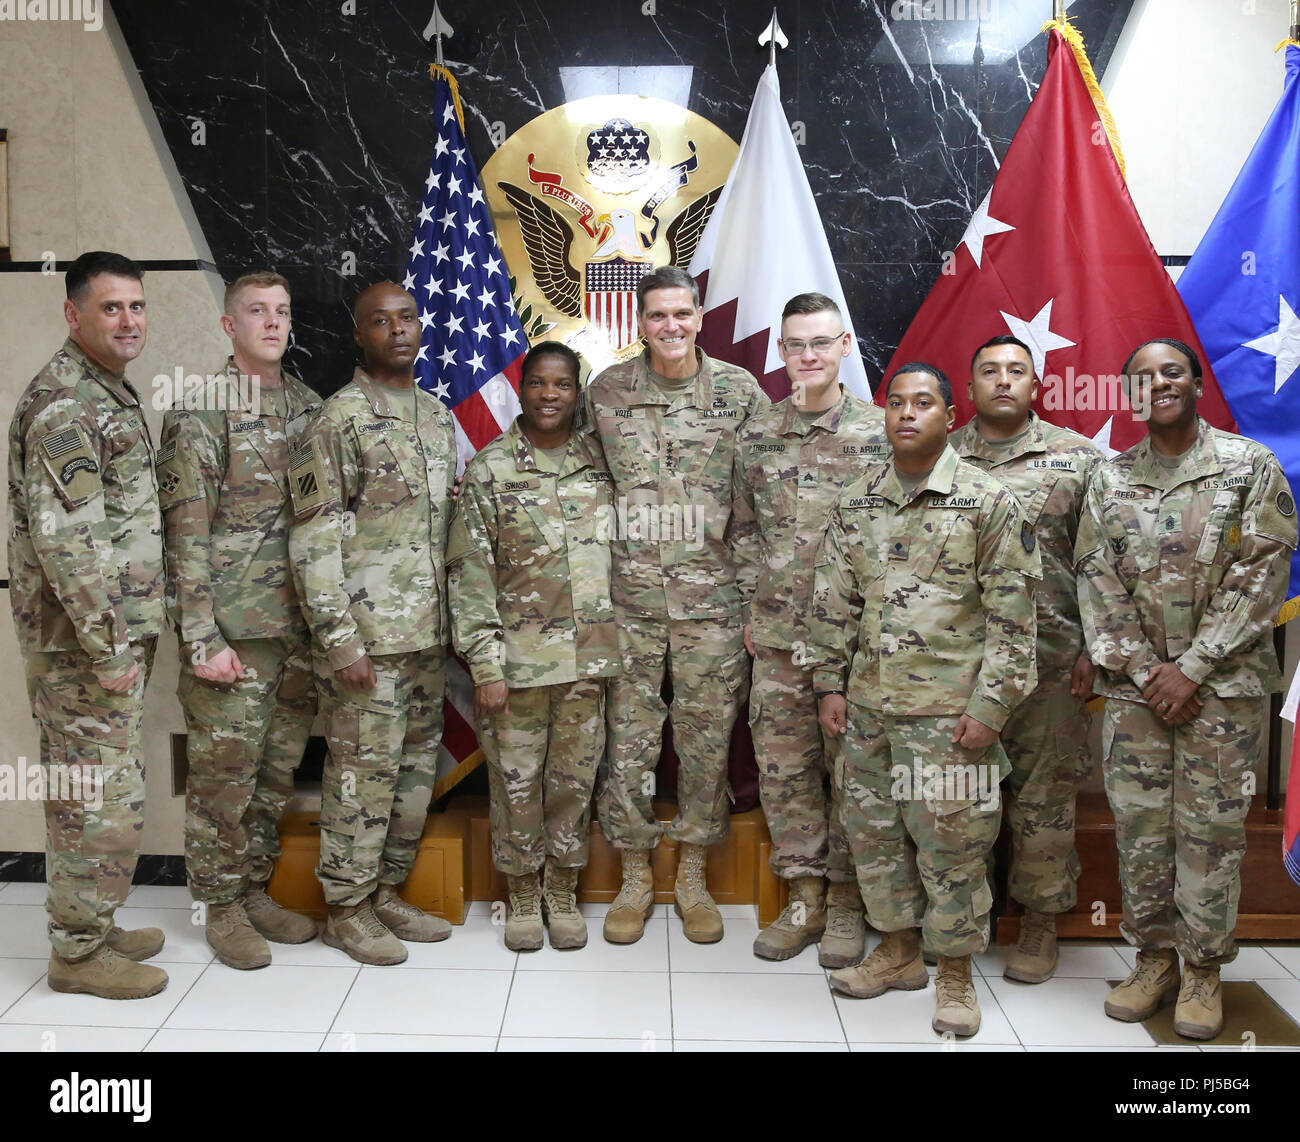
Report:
230,419,268,433
847,495,884,508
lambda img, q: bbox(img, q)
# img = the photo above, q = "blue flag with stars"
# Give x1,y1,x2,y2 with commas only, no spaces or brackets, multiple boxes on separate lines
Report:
1178,44,1300,623
404,65,525,467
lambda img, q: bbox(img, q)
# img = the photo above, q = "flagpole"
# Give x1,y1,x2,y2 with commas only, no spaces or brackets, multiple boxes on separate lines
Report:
758,9,788,67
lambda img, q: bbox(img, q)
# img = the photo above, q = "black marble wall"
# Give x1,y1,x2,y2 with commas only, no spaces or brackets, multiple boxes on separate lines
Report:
111,0,1133,395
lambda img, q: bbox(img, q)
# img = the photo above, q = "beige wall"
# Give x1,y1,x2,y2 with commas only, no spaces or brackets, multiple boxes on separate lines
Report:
0,8,227,854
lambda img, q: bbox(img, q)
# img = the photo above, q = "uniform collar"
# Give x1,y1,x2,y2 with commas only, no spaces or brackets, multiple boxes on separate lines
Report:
777,389,849,436
953,412,1046,463
62,336,140,407
1128,417,1222,489
352,367,422,419
879,442,961,506
628,347,717,409
506,417,593,479
220,356,318,417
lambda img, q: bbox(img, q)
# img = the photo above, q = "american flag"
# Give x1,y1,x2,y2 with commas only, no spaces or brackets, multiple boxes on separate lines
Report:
403,65,525,469
403,65,527,794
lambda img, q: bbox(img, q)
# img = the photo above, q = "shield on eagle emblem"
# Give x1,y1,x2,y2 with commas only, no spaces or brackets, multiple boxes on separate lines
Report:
484,96,738,373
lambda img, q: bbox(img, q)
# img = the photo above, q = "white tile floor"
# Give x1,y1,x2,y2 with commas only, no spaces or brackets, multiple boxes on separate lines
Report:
3,879,1300,1052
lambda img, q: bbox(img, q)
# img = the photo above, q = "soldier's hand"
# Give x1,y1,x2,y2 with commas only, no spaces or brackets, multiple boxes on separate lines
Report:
952,714,999,751
194,646,245,684
743,624,755,656
336,653,377,692
818,693,848,737
1069,652,1095,700
475,680,509,719
451,473,463,501
100,664,140,694
1143,662,1200,723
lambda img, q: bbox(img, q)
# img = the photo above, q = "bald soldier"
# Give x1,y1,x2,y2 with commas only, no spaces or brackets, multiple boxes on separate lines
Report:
288,282,458,966
158,271,321,969
7,251,168,999
1076,338,1296,1039
952,334,1102,982
810,363,1040,1038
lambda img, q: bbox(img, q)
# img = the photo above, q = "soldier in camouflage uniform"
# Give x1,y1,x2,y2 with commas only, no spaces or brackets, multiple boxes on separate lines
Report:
288,282,458,966
582,265,769,945
810,363,1041,1038
1076,338,1296,1039
448,342,618,952
734,293,888,966
158,271,321,970
7,252,168,999
952,334,1102,983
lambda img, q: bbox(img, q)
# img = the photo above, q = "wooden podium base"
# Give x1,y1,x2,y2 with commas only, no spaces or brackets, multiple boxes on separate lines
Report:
267,790,1300,939
995,792,1300,943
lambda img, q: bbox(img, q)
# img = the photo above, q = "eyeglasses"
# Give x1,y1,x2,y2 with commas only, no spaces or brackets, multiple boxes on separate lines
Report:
779,333,846,355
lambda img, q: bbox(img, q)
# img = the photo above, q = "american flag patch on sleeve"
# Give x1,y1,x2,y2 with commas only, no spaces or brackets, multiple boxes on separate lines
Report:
42,427,83,459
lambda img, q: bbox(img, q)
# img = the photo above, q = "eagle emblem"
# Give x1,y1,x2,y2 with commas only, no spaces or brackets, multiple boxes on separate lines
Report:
485,97,738,370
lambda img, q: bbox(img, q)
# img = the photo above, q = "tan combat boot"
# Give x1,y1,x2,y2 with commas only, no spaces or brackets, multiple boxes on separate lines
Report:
1003,909,1059,984
933,955,981,1037
244,883,319,944
105,925,165,961
675,842,723,944
48,945,169,1000
323,899,407,965
506,873,544,952
829,928,928,998
1104,947,1180,1022
753,877,826,961
1174,962,1224,1040
603,849,655,945
206,898,272,970
819,881,867,969
373,884,452,943
542,861,588,950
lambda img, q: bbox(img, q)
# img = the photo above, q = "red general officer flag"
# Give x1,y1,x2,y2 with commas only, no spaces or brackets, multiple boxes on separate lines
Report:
882,20,1235,453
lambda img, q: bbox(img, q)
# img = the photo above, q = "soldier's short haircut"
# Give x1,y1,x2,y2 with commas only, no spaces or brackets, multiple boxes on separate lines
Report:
224,271,291,314
635,265,699,313
1121,337,1203,382
781,292,841,322
522,340,580,381
886,361,954,408
970,333,1035,375
65,251,144,305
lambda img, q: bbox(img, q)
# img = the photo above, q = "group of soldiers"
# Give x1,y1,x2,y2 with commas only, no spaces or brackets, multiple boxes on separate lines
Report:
8,252,1296,1044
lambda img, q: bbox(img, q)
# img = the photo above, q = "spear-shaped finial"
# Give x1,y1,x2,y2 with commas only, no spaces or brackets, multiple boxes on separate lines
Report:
423,1,454,67
758,9,788,68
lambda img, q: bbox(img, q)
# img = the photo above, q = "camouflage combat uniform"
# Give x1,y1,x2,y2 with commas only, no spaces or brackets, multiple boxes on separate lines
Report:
734,389,888,881
809,444,1041,956
158,358,321,905
288,368,457,906
953,414,1101,913
581,348,768,849
1075,417,1296,965
447,420,618,875
6,337,165,960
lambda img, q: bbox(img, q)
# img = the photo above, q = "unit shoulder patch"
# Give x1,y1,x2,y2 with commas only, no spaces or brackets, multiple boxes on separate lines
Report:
38,423,101,508
155,438,201,509
288,439,329,517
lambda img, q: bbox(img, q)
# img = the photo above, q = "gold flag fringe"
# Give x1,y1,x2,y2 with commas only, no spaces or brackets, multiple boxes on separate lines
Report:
428,63,466,135
1041,16,1126,178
